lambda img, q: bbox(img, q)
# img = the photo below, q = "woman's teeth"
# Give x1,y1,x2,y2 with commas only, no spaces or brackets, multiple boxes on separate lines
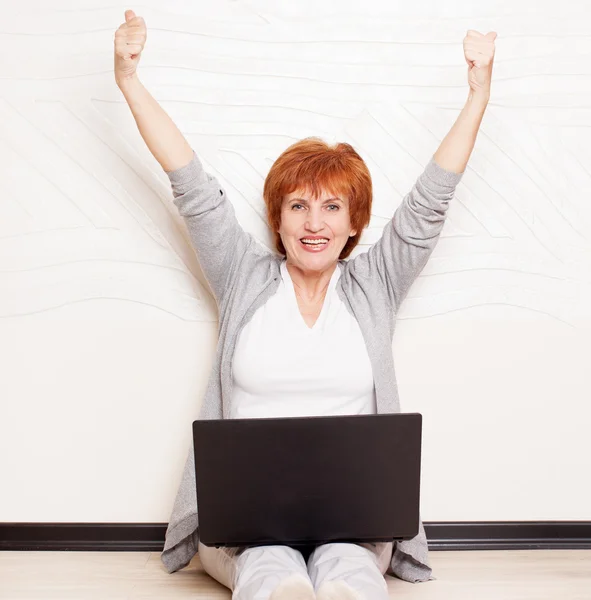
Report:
301,238,328,245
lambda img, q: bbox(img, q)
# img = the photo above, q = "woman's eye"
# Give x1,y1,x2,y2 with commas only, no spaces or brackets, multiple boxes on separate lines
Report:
289,203,339,211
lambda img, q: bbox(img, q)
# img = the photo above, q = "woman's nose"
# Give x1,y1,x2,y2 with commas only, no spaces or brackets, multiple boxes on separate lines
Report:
305,208,324,231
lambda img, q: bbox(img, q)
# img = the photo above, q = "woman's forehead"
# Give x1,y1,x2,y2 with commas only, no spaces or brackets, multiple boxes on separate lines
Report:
285,186,348,201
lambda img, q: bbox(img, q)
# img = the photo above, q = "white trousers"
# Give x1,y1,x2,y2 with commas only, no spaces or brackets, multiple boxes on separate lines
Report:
198,540,393,600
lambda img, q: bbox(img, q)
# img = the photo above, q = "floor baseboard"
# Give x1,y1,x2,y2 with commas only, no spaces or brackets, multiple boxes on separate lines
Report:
1,522,590,552
425,522,591,550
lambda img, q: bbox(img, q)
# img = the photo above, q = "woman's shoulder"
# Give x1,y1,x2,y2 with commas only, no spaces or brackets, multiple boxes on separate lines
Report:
237,240,282,281
337,255,394,312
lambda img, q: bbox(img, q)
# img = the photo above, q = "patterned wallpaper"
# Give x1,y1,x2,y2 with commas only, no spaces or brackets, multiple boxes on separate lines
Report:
1,1,589,521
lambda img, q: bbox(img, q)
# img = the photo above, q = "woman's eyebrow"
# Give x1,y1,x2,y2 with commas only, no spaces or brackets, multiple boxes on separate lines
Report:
290,197,344,202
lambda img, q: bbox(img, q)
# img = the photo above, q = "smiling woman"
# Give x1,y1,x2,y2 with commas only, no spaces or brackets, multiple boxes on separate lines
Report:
263,139,374,316
264,138,373,262
114,8,488,600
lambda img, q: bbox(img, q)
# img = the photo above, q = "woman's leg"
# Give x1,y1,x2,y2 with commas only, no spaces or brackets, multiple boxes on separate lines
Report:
199,541,315,600
308,542,393,600
233,545,315,600
198,541,242,590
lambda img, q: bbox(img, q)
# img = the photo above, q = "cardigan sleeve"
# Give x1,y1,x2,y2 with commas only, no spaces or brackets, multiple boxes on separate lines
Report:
166,151,258,309
346,157,464,311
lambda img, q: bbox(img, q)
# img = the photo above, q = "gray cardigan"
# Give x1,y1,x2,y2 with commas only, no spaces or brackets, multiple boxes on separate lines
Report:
160,150,464,583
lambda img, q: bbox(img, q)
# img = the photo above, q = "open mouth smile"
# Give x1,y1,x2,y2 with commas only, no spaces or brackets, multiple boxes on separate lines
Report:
299,237,329,252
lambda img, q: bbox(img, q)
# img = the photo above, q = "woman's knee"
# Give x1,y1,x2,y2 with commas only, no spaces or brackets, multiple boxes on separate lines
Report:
198,541,241,590
233,545,310,600
309,542,378,565
308,543,388,596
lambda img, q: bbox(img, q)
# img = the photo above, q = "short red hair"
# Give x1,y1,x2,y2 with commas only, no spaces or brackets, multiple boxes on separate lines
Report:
263,137,373,259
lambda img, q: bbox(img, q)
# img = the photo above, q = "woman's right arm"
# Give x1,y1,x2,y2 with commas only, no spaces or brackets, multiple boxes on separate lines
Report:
114,10,256,308
117,75,194,173
114,10,192,171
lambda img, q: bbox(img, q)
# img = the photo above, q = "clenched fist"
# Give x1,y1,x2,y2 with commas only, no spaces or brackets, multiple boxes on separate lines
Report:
463,30,497,98
114,9,147,84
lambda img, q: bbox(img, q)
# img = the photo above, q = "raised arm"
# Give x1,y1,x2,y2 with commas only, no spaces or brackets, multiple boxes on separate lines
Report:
434,30,497,173
114,10,255,308
114,10,193,171
347,30,496,311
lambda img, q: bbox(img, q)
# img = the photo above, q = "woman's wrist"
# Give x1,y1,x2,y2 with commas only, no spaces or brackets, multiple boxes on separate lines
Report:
116,72,140,92
468,88,490,108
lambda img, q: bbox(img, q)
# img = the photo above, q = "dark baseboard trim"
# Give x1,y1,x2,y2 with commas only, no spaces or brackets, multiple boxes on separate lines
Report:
1,522,590,552
0,523,166,552
424,522,591,551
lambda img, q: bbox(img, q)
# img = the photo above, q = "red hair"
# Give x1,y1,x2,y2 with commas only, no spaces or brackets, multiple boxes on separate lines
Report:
263,137,372,259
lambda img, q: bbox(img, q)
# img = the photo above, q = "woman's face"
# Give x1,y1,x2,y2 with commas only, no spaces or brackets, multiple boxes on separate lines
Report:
278,187,357,274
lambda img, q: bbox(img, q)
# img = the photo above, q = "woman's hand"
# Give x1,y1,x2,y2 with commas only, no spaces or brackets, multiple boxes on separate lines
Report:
432,30,497,173
463,30,497,99
114,9,147,86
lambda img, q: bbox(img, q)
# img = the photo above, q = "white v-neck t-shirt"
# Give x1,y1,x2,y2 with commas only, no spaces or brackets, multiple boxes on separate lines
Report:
231,260,377,419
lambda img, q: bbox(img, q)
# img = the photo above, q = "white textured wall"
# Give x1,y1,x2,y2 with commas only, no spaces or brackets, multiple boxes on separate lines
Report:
1,1,590,523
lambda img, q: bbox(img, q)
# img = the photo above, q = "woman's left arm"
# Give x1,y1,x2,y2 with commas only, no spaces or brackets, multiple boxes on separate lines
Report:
434,30,497,174
348,30,496,311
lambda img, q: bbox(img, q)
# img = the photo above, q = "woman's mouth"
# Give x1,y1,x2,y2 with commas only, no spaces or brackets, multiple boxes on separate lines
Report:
299,237,329,252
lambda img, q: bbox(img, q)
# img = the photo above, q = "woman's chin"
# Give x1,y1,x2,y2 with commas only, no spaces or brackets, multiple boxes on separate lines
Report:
289,250,337,272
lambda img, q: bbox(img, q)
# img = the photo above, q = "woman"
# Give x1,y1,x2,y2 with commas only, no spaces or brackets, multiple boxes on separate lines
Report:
114,10,496,600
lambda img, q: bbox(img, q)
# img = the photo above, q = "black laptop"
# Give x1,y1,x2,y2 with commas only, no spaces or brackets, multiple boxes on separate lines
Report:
192,413,422,548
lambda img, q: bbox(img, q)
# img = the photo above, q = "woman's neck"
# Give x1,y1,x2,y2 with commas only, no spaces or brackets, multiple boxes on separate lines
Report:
286,261,337,302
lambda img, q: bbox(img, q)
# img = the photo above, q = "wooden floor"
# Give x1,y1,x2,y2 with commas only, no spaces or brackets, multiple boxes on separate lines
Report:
0,550,590,599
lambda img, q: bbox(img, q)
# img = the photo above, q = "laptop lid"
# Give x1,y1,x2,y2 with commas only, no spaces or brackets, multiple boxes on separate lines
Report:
193,413,422,547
